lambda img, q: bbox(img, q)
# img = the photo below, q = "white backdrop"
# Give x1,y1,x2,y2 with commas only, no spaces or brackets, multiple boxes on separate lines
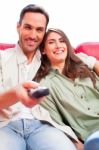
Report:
0,0,99,47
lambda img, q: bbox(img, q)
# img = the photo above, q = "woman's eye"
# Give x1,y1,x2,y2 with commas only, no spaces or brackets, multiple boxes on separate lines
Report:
60,40,65,43
49,41,54,44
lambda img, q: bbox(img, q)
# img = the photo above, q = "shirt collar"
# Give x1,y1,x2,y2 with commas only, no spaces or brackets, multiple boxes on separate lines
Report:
15,43,41,65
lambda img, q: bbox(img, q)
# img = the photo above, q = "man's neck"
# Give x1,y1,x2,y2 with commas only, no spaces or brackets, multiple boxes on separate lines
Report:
25,51,36,64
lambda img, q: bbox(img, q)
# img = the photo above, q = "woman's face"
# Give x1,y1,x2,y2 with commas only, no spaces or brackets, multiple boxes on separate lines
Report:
43,32,68,66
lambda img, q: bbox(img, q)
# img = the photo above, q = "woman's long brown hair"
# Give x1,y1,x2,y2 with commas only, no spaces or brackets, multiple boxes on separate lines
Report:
34,28,96,87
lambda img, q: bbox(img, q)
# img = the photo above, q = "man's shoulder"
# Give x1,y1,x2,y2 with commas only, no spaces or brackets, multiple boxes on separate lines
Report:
0,46,16,54
0,46,17,62
76,52,88,57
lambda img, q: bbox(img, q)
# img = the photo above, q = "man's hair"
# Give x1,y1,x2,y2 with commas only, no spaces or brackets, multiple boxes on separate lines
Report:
19,4,49,26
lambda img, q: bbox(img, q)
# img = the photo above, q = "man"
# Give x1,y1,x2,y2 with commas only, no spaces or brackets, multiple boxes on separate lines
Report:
0,4,78,150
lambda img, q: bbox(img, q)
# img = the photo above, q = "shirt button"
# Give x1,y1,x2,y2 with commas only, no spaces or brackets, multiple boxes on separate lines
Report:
81,95,83,99
88,107,90,110
97,113,99,115
74,83,77,86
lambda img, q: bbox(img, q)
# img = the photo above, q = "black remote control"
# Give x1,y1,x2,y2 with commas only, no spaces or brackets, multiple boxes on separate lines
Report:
28,86,49,99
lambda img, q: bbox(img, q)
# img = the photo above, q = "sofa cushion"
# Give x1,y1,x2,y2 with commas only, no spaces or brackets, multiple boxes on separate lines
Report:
75,42,99,60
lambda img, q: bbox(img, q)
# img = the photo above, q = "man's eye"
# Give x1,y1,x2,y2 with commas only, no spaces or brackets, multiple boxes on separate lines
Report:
37,28,45,32
25,26,31,30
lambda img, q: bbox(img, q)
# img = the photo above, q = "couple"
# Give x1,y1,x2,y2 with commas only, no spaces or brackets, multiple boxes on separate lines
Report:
0,4,99,150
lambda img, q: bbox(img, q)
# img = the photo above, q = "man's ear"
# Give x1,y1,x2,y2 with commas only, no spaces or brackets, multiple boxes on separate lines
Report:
17,22,21,34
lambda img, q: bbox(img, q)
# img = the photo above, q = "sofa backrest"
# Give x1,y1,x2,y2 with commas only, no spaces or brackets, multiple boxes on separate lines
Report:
75,42,99,60
0,43,15,50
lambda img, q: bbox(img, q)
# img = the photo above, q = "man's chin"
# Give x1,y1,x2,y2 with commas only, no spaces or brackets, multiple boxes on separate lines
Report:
26,45,37,52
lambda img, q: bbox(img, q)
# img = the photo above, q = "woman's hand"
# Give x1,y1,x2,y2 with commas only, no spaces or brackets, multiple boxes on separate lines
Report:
74,140,84,150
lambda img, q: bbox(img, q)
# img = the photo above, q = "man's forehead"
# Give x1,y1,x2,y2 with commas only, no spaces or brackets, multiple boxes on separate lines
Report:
22,12,47,27
24,12,46,22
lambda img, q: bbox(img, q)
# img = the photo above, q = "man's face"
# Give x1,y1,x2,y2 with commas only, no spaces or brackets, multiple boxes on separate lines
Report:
17,12,47,55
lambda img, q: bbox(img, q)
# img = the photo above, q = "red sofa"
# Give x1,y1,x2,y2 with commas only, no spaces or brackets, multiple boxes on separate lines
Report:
75,42,99,60
0,43,15,50
0,42,99,60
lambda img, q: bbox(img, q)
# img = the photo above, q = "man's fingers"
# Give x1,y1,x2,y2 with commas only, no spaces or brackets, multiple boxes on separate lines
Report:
22,81,39,89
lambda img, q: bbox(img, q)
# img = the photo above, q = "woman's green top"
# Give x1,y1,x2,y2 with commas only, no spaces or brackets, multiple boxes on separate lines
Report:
40,69,99,141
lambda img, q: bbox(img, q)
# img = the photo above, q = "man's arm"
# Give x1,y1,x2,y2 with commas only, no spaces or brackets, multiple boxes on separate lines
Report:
76,52,99,75
93,60,99,76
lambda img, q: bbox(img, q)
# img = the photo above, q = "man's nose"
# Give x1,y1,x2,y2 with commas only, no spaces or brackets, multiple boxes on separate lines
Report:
30,29,37,38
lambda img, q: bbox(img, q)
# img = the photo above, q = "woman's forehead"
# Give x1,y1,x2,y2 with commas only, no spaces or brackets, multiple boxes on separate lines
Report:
47,31,62,39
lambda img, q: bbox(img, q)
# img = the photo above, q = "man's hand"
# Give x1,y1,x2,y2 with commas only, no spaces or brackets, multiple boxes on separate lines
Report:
0,81,44,109
15,81,45,107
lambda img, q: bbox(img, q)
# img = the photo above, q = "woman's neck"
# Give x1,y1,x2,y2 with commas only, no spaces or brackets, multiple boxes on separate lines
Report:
52,62,65,74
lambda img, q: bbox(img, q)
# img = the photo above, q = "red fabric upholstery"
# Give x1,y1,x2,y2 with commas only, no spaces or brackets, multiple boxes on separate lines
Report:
75,42,99,60
0,43,15,50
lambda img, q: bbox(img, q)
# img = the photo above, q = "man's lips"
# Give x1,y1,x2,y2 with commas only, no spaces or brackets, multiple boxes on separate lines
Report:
25,39,37,46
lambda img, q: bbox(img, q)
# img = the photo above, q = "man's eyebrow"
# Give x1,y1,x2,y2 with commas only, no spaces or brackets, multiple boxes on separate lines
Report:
36,27,45,29
24,23,31,26
24,24,45,29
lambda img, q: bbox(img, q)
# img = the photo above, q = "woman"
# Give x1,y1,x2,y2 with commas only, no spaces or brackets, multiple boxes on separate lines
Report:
33,28,99,149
